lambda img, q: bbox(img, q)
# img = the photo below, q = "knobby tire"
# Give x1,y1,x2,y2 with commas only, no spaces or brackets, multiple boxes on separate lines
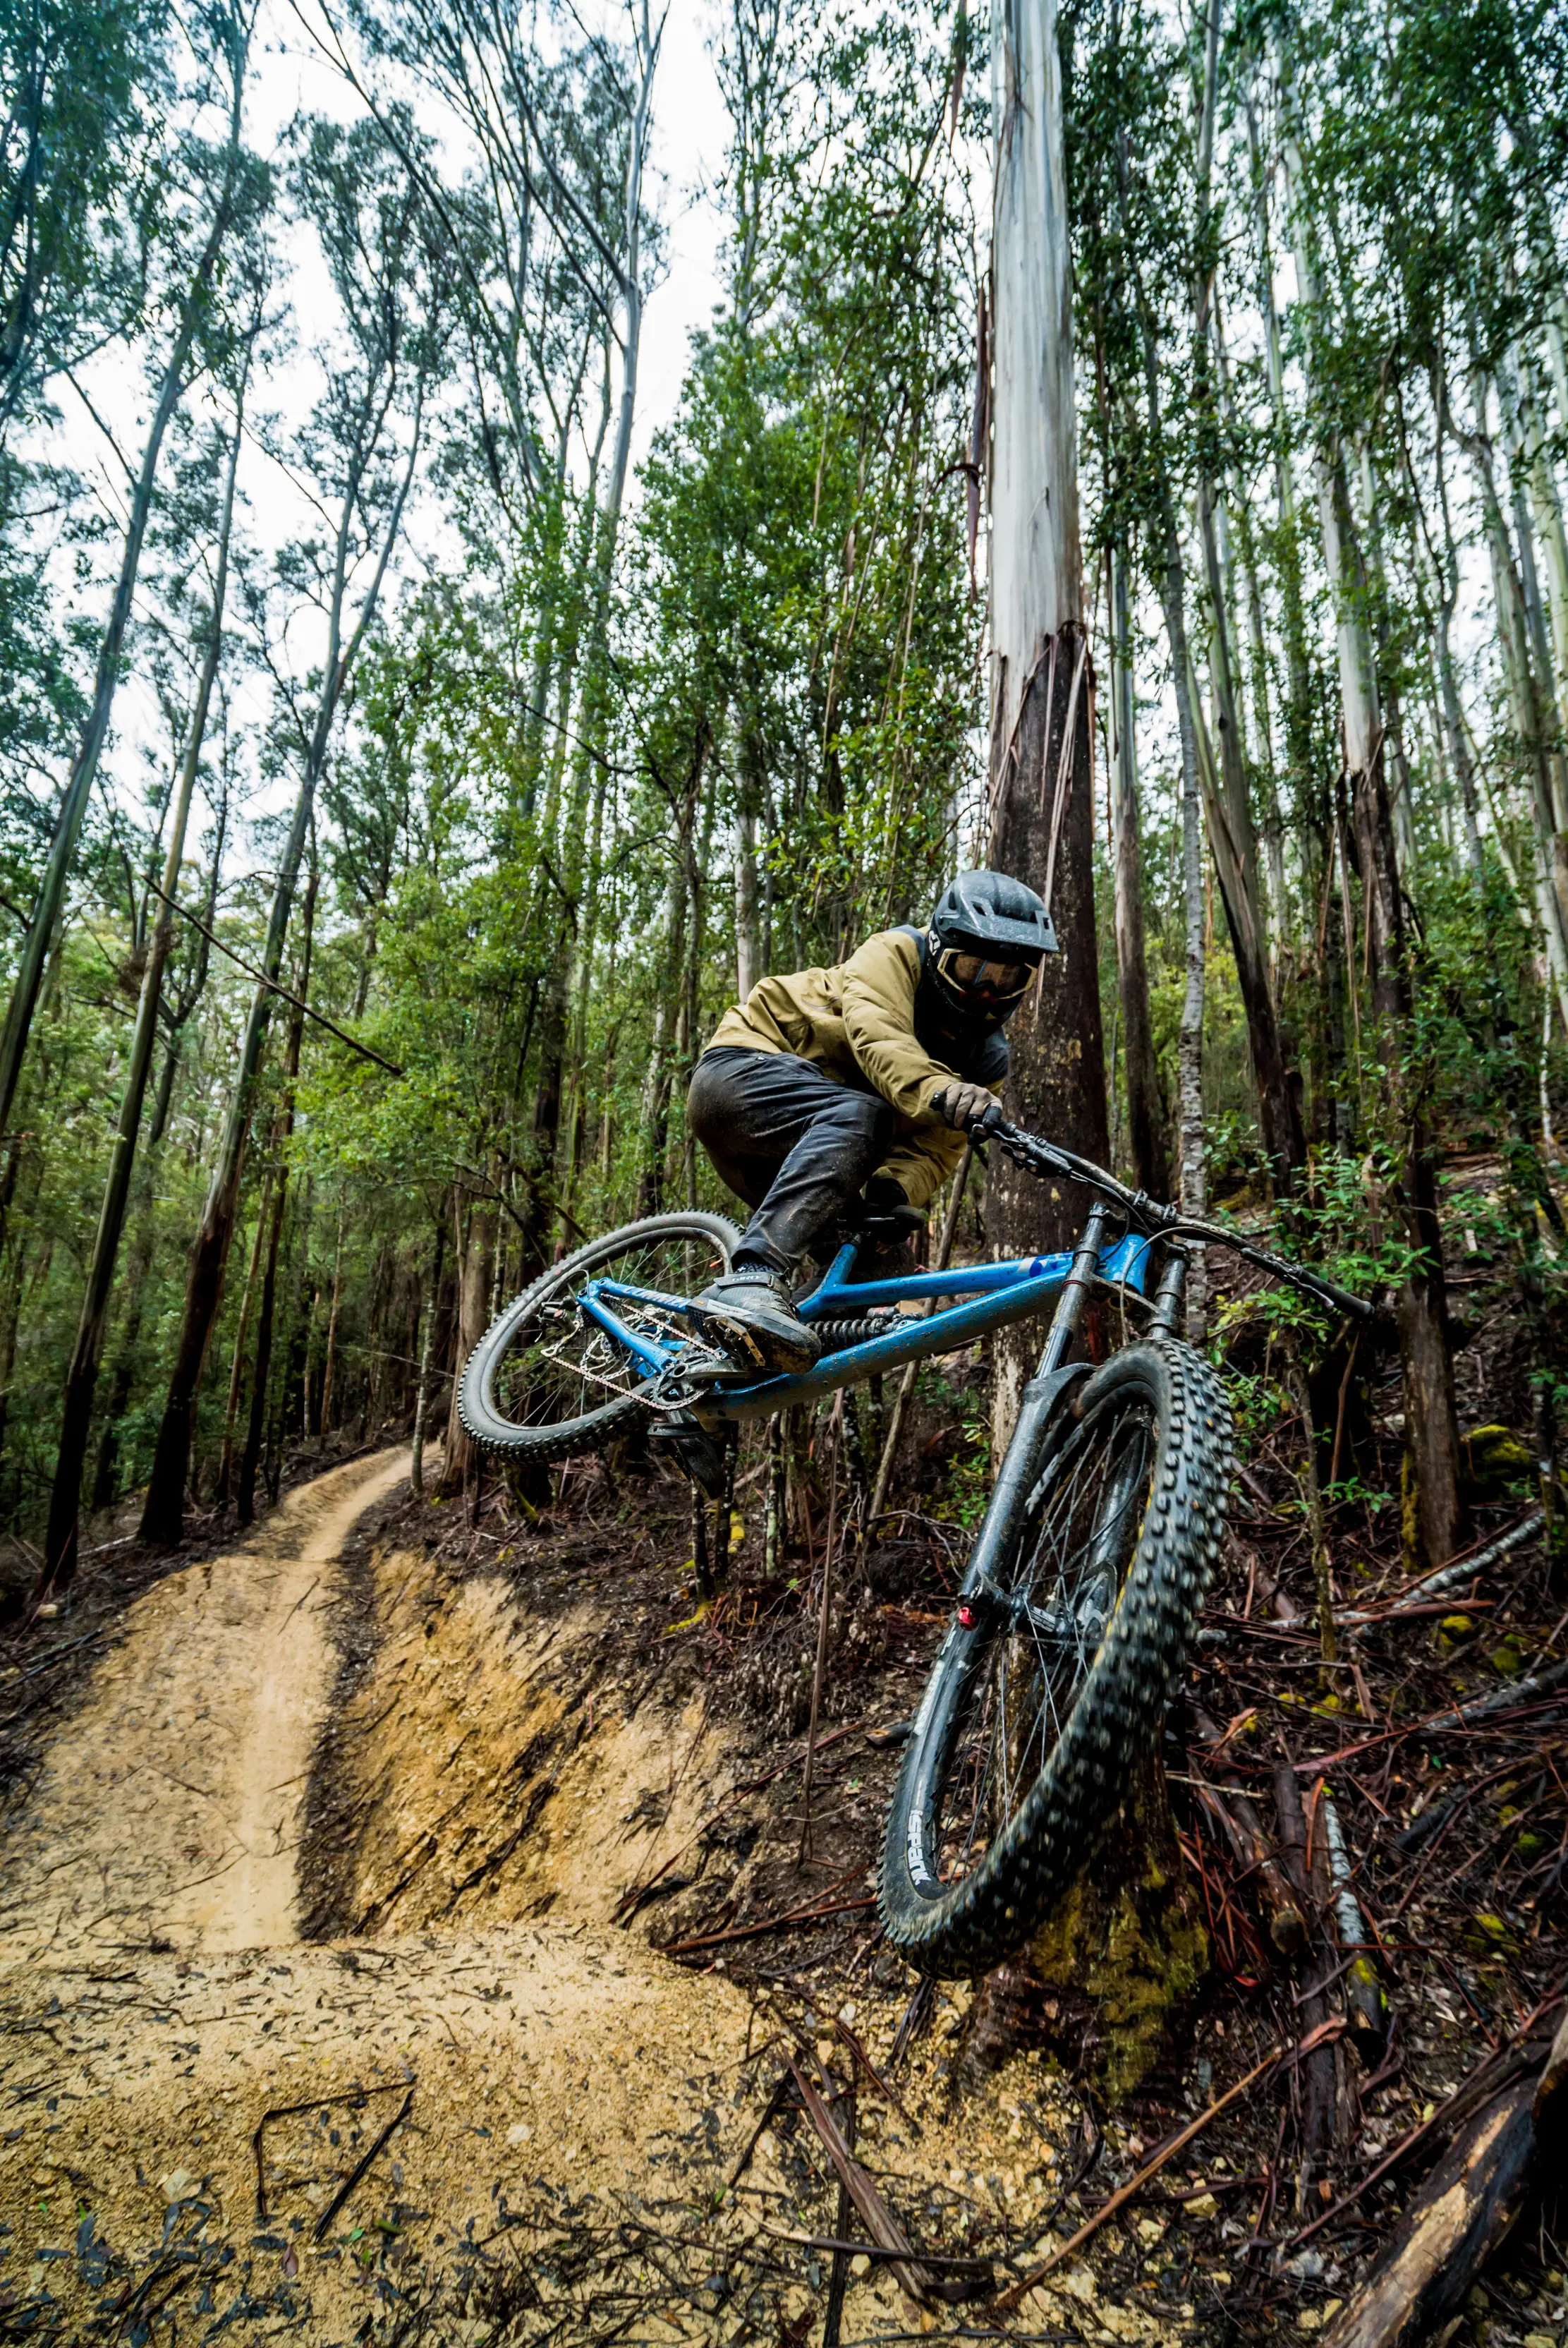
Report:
878,1335,1232,1975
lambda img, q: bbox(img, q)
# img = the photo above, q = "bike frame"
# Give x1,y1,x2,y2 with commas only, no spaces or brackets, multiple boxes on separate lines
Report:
573,1215,1172,1431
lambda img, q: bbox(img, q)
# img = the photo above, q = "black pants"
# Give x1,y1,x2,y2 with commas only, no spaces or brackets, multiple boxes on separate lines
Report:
687,1047,896,1275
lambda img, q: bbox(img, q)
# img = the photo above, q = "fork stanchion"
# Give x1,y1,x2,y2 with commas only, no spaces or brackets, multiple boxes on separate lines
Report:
1149,1245,1189,1337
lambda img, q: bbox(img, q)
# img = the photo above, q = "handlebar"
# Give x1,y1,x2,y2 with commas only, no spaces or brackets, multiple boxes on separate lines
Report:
979,1112,1378,1325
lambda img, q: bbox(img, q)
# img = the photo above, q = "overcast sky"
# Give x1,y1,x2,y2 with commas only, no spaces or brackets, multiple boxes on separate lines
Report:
53,0,736,850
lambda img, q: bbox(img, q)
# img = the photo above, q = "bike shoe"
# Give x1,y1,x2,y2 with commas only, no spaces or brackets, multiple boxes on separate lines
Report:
691,1267,822,1376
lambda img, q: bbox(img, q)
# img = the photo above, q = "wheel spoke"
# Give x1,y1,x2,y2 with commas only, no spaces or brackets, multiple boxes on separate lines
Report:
485,1223,731,1436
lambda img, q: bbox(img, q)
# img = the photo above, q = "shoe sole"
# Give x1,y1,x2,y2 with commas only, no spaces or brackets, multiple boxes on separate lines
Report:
690,1305,820,1377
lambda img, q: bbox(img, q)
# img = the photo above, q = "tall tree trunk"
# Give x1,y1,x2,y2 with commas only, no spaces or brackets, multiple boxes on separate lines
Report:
238,870,316,1523
1246,87,1315,883
0,89,248,1179
734,790,760,1001
216,1180,272,1506
138,374,425,1545
985,0,1110,1450
40,382,248,1591
318,1207,346,1438
1282,116,1461,1565
1196,474,1306,1192
1107,543,1169,1199
1464,402,1568,1027
440,1191,495,1498
410,1206,446,1498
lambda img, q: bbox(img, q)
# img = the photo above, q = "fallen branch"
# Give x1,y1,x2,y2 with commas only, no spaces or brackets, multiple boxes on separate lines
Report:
757,2220,992,2277
1319,1779,1388,2062
662,1890,874,1956
1344,1512,1543,1627
1414,1654,1568,1736
990,2033,1333,2312
1285,1660,1568,1773
1321,2078,1537,2348
786,2056,957,2307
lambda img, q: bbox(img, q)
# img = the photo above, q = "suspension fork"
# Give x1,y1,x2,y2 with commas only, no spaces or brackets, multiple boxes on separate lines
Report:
1038,1203,1111,1374
1148,1243,1188,1337
952,1205,1107,1619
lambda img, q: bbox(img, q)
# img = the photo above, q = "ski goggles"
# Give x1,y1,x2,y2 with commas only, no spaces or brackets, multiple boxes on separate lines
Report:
935,948,1034,1000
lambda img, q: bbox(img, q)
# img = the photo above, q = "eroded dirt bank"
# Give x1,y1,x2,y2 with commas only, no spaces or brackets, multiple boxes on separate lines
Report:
0,1452,1091,2347
6,1432,1560,2348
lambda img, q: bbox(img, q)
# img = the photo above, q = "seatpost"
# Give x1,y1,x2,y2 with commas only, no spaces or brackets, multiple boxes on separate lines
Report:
1148,1245,1188,1336
1037,1202,1110,1376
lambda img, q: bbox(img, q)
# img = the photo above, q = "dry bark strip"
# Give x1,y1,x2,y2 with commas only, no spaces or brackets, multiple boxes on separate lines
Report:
1275,1762,1341,2177
1193,1777,1306,1954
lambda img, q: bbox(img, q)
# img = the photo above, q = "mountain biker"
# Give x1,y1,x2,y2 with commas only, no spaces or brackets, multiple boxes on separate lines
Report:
688,869,1055,1374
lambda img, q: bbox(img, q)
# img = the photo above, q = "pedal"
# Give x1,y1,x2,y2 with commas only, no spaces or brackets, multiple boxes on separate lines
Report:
648,1419,729,1496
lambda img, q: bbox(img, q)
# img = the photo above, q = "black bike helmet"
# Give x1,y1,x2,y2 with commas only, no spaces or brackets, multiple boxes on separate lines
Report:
927,870,1055,1014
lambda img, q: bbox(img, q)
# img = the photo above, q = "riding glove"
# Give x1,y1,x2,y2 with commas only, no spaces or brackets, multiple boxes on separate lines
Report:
932,1080,997,1134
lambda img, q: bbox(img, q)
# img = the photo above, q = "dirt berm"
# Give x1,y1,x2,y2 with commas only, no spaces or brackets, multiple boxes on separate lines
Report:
0,1451,1117,2345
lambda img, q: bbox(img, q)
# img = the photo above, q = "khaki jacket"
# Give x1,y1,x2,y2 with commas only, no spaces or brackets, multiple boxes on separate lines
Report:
706,929,999,1210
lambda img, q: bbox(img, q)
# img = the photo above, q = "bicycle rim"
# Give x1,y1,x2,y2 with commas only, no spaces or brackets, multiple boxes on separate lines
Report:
485,1221,732,1436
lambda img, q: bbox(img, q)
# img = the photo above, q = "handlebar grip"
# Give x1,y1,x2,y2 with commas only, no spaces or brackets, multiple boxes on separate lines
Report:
1232,1237,1377,1322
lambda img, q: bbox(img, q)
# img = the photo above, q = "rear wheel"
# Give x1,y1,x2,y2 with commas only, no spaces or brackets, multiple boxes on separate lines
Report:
457,1211,741,1463
878,1336,1230,1975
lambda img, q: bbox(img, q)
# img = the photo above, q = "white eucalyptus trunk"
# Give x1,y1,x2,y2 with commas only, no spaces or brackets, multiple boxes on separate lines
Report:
987,0,1107,1432
1510,352,1568,738
1281,118,1382,785
1470,420,1568,1027
734,795,760,1000
989,0,1080,741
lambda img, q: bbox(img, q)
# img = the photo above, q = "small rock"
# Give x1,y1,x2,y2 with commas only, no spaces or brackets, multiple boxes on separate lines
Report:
1186,2192,1219,2220
158,2167,197,2204
850,2253,870,2277
505,2122,532,2146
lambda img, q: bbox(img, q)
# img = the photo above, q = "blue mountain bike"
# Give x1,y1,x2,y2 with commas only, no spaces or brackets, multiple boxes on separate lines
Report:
458,1115,1370,1974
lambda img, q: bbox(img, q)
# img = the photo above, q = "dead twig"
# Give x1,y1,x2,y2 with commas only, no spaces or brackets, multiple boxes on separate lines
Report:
312,2086,415,2241
990,2035,1330,2312
662,1890,873,1956
253,2079,408,2220
786,2055,959,2306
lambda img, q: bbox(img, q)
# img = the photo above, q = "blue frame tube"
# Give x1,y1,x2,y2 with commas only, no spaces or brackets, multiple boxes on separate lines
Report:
573,1232,1158,1418
693,1233,1155,1427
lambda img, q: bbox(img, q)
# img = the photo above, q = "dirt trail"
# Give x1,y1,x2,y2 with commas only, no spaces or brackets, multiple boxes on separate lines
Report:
0,1453,770,2342
0,1448,411,1964
0,1452,1075,2346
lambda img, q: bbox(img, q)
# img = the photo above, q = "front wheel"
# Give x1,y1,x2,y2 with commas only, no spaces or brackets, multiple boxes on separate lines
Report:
878,1336,1232,1975
457,1211,741,1464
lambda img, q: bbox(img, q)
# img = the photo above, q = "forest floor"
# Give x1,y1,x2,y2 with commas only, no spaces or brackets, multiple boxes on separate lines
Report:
0,1162,1564,2347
